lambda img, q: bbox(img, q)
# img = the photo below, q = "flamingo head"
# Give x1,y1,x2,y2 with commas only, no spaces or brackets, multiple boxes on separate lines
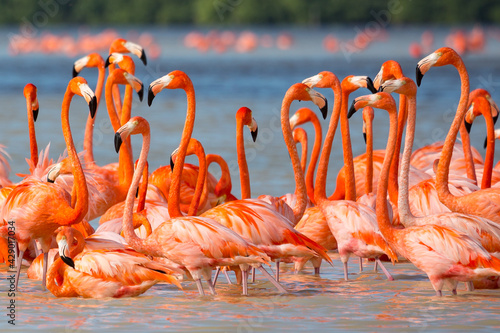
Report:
115,116,149,153
70,77,97,118
105,53,135,74
464,95,490,135
109,68,144,101
289,107,317,130
342,75,377,95
416,47,461,86
236,107,258,142
373,60,403,89
348,92,396,119
378,77,417,97
109,38,147,66
469,88,499,125
148,70,192,106
292,127,307,145
286,83,328,120
73,53,104,77
23,83,39,121
170,138,204,172
56,227,75,268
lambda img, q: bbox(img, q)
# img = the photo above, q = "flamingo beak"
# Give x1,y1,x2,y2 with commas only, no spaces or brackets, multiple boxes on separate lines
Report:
249,118,258,142
104,55,112,68
484,136,488,149
251,127,258,142
58,237,75,269
147,86,156,106
114,132,123,153
46,163,62,183
366,77,377,93
170,155,175,171
348,99,358,119
416,66,424,87
72,66,78,78
124,41,147,66
464,119,472,134
363,132,367,144
137,84,144,102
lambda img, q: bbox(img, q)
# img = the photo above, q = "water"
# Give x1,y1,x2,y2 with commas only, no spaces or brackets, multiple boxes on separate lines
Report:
1,25,500,332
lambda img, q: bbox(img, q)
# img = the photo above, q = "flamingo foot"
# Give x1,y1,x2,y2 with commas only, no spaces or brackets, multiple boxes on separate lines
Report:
314,267,320,275
195,279,205,296
376,258,394,281
257,265,288,293
435,290,442,297
452,289,457,296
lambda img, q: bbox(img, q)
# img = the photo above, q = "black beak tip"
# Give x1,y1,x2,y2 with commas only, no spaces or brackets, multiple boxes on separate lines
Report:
363,132,367,144
416,66,423,87
493,114,499,125
114,132,123,153
366,77,377,94
89,96,97,118
251,127,258,142
104,56,111,68
47,176,55,183
484,136,488,149
147,88,155,107
320,99,328,120
33,109,39,122
72,66,79,78
464,120,472,134
170,155,175,171
348,101,357,119
136,186,139,198
61,255,75,269
138,86,144,102
140,52,147,66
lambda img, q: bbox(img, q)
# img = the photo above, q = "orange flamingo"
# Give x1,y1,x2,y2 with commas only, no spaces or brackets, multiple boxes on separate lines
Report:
417,47,500,224
380,76,500,255
201,93,333,282
349,91,500,296
206,154,238,202
117,115,271,296
46,226,181,298
289,107,323,205
464,94,500,188
0,77,96,291
304,71,397,281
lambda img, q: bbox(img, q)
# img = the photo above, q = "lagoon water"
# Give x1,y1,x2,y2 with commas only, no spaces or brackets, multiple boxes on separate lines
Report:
1,25,500,332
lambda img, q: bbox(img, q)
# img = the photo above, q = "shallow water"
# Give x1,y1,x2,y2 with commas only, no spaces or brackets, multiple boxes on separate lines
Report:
1,25,500,332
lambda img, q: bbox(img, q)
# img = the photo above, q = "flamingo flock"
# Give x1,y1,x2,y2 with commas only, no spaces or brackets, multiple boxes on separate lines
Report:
2,39,500,299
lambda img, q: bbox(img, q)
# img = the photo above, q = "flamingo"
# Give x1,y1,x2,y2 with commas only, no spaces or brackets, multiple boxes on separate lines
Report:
46,226,181,298
463,94,500,188
201,91,333,282
379,76,500,254
349,91,500,296
417,47,500,224
289,107,323,205
304,71,397,281
117,115,271,296
206,154,238,202
0,77,96,291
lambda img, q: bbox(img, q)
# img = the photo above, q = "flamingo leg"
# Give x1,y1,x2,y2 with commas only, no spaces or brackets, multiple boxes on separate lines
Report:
41,251,49,290
374,259,379,272
34,240,42,257
452,289,458,295
275,260,280,282
242,269,248,296
195,279,205,296
343,261,349,281
251,267,256,283
257,265,287,293
435,290,442,297
375,258,394,281
314,267,320,275
15,249,25,291
207,278,217,295
212,267,221,287
359,257,363,272
223,269,232,284
466,281,474,291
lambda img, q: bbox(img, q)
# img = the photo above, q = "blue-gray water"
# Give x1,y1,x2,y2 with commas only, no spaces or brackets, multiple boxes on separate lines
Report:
1,25,500,332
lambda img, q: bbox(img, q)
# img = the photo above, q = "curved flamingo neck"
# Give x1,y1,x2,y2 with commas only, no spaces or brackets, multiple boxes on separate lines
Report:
46,259,76,297
459,122,477,184
435,59,470,205
105,76,134,188
236,117,251,199
376,103,399,244
281,95,307,223
307,113,322,204
83,66,105,166
365,110,374,194
397,95,417,223
339,89,356,201
69,228,86,257
26,95,38,170
315,82,343,204
168,84,196,218
123,126,150,252
54,87,89,225
481,105,495,189
187,144,208,216
387,95,407,205
137,162,149,212
108,63,123,114
295,130,308,173
207,154,234,200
